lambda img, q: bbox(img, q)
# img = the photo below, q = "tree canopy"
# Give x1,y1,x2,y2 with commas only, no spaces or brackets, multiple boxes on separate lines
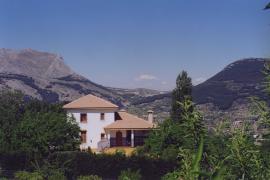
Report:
0,90,80,157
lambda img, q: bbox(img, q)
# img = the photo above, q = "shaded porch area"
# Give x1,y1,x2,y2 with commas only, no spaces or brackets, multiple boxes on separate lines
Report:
103,110,155,149
106,129,149,147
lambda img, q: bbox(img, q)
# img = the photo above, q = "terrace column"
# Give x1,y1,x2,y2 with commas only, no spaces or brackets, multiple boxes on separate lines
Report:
107,132,111,147
131,130,134,147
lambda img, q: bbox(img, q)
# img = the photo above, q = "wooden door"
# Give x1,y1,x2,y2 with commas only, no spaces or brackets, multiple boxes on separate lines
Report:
116,131,122,146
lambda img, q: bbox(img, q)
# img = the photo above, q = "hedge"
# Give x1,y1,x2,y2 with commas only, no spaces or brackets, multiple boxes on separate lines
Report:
0,152,32,171
48,151,178,180
0,151,178,180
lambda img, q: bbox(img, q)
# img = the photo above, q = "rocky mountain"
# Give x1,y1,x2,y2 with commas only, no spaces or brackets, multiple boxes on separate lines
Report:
0,48,73,78
0,48,125,105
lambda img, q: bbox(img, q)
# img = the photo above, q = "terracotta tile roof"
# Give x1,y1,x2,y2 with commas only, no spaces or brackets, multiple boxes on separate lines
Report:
104,111,155,130
63,94,119,109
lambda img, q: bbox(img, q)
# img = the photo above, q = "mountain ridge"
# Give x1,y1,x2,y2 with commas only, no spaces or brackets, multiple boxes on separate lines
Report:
0,48,124,105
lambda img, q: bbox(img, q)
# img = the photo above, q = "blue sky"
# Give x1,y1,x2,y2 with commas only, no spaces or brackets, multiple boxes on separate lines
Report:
0,0,269,90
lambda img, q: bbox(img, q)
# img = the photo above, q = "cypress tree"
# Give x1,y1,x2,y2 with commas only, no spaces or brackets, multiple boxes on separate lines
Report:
171,71,193,122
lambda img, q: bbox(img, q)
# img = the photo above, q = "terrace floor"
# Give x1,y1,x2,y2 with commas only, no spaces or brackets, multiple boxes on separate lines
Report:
103,147,136,156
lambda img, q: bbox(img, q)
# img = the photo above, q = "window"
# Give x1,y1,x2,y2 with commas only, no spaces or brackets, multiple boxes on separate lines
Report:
101,133,105,139
81,131,87,143
80,113,87,123
100,113,105,120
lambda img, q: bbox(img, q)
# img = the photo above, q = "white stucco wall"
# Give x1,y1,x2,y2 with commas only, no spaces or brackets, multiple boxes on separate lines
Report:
67,109,115,149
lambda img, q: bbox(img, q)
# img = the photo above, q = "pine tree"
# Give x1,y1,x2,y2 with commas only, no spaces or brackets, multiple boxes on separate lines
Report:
171,71,193,122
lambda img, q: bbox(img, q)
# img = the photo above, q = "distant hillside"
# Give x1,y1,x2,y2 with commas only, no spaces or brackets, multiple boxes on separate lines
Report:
193,58,267,109
128,58,269,122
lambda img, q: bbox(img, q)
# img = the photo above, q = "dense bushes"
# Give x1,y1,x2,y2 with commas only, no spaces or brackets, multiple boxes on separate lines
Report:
47,151,177,180
1,151,177,179
15,171,43,180
0,151,32,172
77,175,102,180
118,169,142,180
0,152,174,179
14,170,66,180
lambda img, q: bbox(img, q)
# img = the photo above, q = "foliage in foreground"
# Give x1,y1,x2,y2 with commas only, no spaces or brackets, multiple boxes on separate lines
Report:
48,151,175,179
161,124,270,180
14,166,67,180
77,175,102,180
1,150,176,179
118,169,142,180
15,171,43,180
143,98,204,160
162,137,207,180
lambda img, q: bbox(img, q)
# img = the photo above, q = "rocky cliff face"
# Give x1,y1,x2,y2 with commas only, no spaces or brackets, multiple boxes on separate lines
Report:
0,48,74,78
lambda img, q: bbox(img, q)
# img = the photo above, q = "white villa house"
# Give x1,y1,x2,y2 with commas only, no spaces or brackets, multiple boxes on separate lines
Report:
63,94,155,151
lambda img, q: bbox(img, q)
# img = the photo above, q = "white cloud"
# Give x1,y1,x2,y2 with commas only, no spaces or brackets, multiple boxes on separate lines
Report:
135,74,158,81
161,81,167,85
194,77,206,85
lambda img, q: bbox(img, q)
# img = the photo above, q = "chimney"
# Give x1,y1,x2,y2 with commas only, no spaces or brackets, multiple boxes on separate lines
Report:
147,110,154,123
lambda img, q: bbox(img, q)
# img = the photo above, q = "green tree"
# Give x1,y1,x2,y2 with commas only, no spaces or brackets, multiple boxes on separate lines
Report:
144,98,204,160
143,118,183,159
0,90,25,153
0,90,80,160
171,71,193,122
15,110,80,157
